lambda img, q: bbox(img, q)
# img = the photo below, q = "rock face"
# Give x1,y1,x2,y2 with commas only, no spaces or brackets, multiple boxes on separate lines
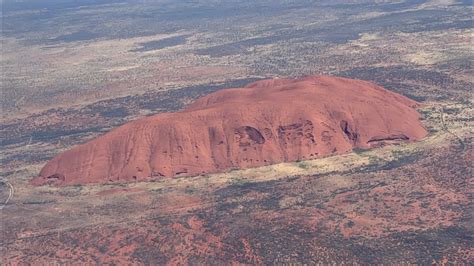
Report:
32,76,427,186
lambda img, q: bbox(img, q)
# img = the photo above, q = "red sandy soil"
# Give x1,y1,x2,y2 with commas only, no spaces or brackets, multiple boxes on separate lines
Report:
95,187,143,196
32,76,427,186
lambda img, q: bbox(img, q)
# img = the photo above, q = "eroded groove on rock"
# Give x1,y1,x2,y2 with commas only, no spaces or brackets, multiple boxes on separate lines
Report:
235,126,265,146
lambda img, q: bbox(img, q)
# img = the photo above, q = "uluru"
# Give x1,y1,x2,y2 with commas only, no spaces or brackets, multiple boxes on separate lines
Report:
32,76,427,186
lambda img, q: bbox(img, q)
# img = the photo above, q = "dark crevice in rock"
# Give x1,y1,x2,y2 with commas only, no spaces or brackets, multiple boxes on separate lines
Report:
340,120,359,143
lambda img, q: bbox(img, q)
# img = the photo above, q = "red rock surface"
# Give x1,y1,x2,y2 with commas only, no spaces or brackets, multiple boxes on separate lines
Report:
32,76,427,186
